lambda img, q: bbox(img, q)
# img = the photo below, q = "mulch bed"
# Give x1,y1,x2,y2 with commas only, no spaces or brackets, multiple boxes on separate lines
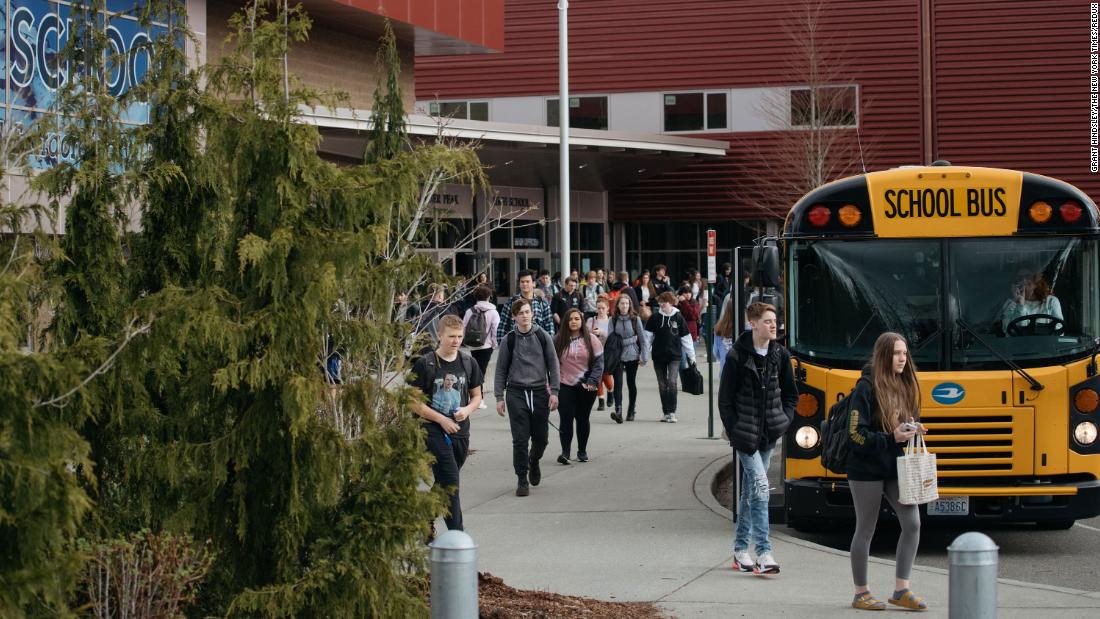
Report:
477,572,668,619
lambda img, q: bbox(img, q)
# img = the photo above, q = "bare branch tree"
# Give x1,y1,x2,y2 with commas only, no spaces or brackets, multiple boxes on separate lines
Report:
735,0,873,219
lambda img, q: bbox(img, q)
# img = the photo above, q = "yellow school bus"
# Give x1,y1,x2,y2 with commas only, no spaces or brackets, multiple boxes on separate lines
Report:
780,162,1100,530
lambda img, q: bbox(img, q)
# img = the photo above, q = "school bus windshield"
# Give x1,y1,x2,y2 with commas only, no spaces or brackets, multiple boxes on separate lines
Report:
788,238,1100,370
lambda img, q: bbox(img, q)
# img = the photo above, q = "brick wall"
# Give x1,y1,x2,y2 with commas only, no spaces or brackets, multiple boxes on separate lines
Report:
206,0,416,111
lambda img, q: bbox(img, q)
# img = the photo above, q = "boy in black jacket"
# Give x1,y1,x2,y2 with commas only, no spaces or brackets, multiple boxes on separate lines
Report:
717,302,798,575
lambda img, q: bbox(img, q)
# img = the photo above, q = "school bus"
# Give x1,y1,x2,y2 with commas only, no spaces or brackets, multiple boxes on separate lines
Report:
777,162,1100,530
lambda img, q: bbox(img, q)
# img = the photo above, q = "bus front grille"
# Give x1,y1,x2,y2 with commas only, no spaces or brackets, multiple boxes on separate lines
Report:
919,408,1032,475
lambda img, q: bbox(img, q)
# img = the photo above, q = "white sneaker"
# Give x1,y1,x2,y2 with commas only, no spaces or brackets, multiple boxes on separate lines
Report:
732,550,754,572
754,552,780,575
478,401,487,410
668,414,678,423
661,414,670,422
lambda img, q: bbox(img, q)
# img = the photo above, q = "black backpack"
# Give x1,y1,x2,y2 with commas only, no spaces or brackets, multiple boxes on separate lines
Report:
603,332,623,375
819,380,864,474
464,307,489,348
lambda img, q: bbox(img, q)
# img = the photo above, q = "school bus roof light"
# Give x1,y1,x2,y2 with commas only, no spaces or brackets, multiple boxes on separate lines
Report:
807,205,831,227
1074,388,1099,414
796,393,819,417
1028,201,1053,224
1060,200,1083,224
838,204,862,227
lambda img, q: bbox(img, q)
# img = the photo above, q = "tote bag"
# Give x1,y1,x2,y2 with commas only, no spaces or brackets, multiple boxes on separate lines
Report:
679,363,704,395
896,434,939,505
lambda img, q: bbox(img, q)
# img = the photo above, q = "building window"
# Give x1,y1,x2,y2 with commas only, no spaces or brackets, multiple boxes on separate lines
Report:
789,85,857,127
547,97,609,130
438,218,472,249
663,92,727,132
428,100,489,121
489,220,544,250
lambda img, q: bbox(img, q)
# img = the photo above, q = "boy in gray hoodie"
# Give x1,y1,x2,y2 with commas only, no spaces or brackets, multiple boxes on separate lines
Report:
495,298,561,496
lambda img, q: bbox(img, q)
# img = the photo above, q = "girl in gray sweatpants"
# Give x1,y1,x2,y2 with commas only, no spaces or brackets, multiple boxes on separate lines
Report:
845,332,929,612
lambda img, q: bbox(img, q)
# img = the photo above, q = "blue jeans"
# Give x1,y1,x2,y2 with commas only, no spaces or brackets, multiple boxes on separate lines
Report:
734,444,774,555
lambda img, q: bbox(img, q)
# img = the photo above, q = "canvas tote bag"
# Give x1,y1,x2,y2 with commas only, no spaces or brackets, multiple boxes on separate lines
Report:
897,434,939,505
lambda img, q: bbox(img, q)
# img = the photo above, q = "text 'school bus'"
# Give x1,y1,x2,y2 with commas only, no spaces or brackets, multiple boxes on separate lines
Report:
780,162,1100,530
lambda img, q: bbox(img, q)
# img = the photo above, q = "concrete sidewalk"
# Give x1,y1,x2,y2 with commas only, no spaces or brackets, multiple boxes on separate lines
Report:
453,357,1100,617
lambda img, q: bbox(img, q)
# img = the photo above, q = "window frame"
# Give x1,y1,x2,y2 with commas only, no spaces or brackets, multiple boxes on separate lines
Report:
427,99,491,121
545,95,611,131
661,90,729,133
787,84,859,129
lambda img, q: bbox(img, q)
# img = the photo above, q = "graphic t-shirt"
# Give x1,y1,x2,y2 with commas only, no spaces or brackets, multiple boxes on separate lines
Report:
411,352,484,437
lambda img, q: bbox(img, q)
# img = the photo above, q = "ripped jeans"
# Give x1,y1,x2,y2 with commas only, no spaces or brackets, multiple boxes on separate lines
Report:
734,443,775,555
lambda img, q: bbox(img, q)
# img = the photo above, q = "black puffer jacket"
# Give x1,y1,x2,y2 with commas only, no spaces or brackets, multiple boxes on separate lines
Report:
717,330,799,454
845,369,916,481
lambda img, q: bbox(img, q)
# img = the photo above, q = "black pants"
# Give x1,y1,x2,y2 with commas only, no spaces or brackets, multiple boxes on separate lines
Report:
505,386,550,478
558,383,598,456
423,422,470,531
470,347,493,378
612,360,640,412
653,359,679,414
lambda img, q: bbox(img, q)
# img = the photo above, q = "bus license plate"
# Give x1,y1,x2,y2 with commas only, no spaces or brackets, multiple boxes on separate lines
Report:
927,496,969,516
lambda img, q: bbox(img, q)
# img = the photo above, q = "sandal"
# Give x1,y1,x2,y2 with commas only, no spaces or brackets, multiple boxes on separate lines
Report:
889,589,929,611
852,592,886,611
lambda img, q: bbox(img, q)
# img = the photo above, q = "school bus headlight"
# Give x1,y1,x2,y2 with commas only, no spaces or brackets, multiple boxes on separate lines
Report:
1028,201,1053,223
838,205,862,227
1073,421,1098,446
795,426,820,449
1074,388,1099,413
796,393,819,417
1060,200,1083,223
808,205,831,227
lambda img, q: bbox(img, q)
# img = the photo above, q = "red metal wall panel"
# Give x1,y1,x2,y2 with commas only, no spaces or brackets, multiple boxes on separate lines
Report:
337,0,504,51
930,0,1099,202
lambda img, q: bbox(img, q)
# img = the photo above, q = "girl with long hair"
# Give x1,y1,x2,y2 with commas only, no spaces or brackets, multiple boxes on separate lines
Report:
554,308,604,463
712,295,736,372
634,270,657,320
609,294,648,422
846,332,929,611
587,295,616,411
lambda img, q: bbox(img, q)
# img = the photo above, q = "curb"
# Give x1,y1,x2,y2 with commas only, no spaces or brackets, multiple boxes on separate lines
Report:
692,452,1100,600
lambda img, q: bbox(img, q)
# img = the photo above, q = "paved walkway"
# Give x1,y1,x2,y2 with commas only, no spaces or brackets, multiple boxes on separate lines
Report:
452,356,1100,617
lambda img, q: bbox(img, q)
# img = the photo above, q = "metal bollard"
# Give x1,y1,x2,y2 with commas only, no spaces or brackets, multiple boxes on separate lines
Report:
430,530,479,619
947,531,999,619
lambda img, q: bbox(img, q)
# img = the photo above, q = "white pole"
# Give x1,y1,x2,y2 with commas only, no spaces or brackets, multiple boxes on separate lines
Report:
558,0,571,279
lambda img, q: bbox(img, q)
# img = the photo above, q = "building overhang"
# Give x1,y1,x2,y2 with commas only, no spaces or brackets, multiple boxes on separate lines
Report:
302,108,729,191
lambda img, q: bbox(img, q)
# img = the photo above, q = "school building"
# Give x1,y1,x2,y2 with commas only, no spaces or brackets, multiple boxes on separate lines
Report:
413,0,1097,286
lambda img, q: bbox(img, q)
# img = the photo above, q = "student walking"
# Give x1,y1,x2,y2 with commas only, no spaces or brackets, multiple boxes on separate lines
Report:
409,315,484,532
644,291,695,422
712,295,735,373
634,270,657,321
586,295,615,411
494,299,561,497
717,302,798,575
462,284,500,409
677,285,701,343
554,308,604,464
581,270,605,319
609,294,648,422
847,332,930,611
497,270,557,340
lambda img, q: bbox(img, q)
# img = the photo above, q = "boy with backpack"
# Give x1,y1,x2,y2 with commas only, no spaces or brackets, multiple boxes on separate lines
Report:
463,285,499,410
717,302,799,575
494,298,561,497
409,315,483,532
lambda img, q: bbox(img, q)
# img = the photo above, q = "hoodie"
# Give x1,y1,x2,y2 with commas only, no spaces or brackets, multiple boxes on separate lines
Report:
644,306,694,363
845,368,916,481
462,300,501,350
493,325,561,398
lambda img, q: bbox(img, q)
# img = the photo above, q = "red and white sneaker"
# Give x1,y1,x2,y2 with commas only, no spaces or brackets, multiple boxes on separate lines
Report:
732,550,755,572
753,552,780,575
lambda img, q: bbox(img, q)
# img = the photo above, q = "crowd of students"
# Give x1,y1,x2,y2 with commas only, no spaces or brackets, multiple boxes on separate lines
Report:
405,266,931,612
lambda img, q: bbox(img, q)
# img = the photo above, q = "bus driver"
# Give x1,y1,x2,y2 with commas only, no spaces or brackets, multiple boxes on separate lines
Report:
996,269,1063,335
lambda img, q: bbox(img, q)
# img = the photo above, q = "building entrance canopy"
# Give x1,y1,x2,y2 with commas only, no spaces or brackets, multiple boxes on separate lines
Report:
302,109,727,191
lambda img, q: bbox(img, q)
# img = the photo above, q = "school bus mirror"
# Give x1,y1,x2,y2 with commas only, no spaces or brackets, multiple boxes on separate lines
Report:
751,243,782,288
